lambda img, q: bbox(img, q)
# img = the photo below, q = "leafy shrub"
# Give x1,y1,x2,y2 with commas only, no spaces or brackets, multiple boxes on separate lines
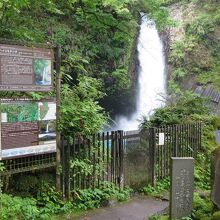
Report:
0,189,73,220
12,172,55,196
142,177,170,197
59,77,108,137
14,174,39,195
141,92,208,128
73,181,132,210
169,41,185,67
194,154,211,190
212,211,220,220
186,16,215,40
192,192,213,220
0,194,41,220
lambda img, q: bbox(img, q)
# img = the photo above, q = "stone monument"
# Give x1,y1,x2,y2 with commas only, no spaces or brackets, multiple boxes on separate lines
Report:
211,146,220,209
170,157,195,219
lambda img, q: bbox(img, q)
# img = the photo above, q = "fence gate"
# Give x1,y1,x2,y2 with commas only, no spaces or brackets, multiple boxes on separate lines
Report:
123,129,152,189
123,122,202,188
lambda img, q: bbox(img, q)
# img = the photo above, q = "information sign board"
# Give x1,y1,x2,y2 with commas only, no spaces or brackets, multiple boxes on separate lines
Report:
0,44,54,91
0,99,56,159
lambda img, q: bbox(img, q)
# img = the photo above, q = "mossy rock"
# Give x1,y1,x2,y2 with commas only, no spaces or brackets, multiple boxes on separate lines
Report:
212,211,220,220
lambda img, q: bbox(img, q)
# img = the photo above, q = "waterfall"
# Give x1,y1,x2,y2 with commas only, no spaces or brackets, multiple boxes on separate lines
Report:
114,14,166,131
42,67,46,84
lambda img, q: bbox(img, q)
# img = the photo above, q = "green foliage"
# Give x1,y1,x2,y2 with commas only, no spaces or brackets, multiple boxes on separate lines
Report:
36,185,68,216
186,15,215,40
0,162,4,172
212,211,220,220
137,0,176,30
0,194,40,220
194,154,211,190
101,68,130,95
169,40,185,67
14,175,39,195
192,192,213,220
149,215,169,220
73,181,132,210
169,36,197,71
189,114,220,154
196,64,220,90
0,192,72,220
0,173,72,220
70,158,93,177
141,92,208,128
142,178,170,197
59,76,108,137
168,0,220,94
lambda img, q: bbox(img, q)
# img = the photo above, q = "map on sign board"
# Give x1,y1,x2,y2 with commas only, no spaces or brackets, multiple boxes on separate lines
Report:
0,44,54,91
0,99,56,159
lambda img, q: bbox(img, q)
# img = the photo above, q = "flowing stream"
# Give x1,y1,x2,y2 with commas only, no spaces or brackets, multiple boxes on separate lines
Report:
114,15,166,131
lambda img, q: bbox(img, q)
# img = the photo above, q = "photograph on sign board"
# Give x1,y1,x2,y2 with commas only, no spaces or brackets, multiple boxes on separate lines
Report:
34,59,52,86
39,120,56,144
38,102,56,144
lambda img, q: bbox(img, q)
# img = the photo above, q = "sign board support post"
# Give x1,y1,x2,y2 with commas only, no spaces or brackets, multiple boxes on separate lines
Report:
55,45,61,191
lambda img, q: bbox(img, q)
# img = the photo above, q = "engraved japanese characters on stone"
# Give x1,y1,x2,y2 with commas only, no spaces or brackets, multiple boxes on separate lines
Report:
170,157,194,219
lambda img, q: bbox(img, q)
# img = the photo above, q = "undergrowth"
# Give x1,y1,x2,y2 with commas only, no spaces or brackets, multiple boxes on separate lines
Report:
0,180,132,220
73,181,132,210
142,177,170,198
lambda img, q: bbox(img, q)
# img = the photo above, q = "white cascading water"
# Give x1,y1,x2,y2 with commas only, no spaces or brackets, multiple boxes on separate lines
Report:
114,14,166,131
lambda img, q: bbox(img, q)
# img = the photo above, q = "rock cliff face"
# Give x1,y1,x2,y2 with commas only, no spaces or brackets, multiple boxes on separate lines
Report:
211,146,220,209
167,1,220,112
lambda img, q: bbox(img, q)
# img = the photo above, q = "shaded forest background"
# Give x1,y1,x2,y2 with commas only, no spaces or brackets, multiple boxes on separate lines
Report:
1,0,220,134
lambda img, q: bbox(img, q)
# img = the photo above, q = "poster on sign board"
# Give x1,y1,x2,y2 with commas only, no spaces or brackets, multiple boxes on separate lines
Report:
0,44,54,91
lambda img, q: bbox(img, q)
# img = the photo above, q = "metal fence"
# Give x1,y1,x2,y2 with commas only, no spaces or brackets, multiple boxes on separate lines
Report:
61,131,124,198
61,122,202,196
1,153,56,175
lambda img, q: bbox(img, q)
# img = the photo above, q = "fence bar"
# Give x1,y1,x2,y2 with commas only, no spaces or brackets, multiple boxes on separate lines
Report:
107,132,110,181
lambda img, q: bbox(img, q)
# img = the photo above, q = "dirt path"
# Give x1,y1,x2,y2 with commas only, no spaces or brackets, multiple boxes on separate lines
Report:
75,195,168,220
